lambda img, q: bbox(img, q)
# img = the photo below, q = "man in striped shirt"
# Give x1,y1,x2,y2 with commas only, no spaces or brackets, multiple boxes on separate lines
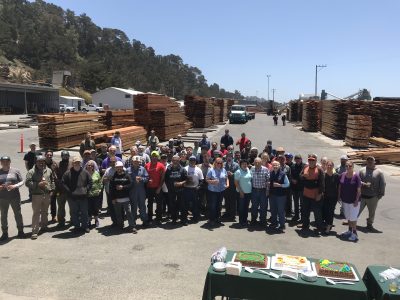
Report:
250,158,270,226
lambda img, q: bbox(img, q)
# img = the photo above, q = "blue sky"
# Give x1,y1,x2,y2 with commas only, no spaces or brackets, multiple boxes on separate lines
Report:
45,0,400,100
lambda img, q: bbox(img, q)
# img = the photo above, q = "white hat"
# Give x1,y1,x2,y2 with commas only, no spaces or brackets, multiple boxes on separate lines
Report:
115,161,124,167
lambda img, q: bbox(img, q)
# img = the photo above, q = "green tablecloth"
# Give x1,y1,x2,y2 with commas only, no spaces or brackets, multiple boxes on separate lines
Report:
363,265,400,300
202,251,368,300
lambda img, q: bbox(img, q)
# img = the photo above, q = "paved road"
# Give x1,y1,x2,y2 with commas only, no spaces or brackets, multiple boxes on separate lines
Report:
0,114,399,299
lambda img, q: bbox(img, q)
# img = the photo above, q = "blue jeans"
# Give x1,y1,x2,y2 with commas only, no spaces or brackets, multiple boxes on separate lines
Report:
183,187,199,220
208,191,224,222
269,194,286,227
69,197,88,229
251,188,267,223
129,187,148,223
238,193,251,225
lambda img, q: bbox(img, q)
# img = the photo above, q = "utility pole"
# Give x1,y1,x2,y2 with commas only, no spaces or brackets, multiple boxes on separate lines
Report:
272,88,276,110
266,74,271,101
315,64,327,97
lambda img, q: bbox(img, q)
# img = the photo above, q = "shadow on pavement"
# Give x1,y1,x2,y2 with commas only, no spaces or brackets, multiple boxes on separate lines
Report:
52,230,85,239
294,228,321,238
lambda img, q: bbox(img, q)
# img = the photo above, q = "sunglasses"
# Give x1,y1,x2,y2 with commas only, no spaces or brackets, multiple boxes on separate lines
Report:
215,162,223,165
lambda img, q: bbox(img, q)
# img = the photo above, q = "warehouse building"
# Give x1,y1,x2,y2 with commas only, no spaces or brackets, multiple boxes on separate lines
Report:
92,87,143,110
0,82,59,114
59,95,85,110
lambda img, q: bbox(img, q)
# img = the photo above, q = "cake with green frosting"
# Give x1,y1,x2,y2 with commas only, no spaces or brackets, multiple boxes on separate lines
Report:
234,251,267,268
316,259,355,279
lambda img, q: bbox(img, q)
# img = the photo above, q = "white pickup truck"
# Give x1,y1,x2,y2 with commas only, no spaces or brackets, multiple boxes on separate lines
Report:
59,104,76,113
81,104,104,112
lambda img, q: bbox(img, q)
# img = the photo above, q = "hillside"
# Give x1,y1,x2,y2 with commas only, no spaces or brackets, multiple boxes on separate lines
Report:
0,0,243,100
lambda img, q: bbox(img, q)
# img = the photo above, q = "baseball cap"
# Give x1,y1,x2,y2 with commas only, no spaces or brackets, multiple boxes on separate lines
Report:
340,155,349,160
294,154,302,159
36,155,45,161
72,156,82,163
115,161,124,167
151,151,160,158
0,156,10,161
29,142,36,146
366,156,375,161
276,146,285,152
285,153,293,159
189,155,197,161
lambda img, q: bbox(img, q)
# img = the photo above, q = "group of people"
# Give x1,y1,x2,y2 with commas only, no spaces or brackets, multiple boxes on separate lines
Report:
0,128,386,242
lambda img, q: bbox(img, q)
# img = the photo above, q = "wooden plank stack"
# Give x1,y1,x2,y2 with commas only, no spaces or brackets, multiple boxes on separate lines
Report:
184,95,214,128
321,100,349,138
289,100,300,121
37,113,105,149
99,110,136,130
91,126,147,151
369,137,400,148
302,100,321,132
345,115,372,147
134,93,192,140
347,148,400,164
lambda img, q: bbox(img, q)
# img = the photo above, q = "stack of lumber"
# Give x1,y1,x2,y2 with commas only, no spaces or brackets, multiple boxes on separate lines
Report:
220,99,229,121
91,126,147,151
134,93,192,140
369,101,400,141
212,99,222,124
37,113,104,149
347,148,400,164
184,95,214,128
345,115,372,147
99,110,136,129
298,101,303,121
289,100,300,121
369,137,400,148
321,100,349,138
302,100,321,132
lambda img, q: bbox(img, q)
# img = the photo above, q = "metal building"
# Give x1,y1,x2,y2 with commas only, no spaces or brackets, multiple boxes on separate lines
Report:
92,87,143,110
0,82,59,114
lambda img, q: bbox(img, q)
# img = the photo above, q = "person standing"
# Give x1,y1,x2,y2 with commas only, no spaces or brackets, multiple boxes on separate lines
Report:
199,133,211,150
144,151,166,224
23,142,38,202
25,156,55,240
101,145,122,172
85,160,102,228
220,129,234,148
183,156,203,223
358,156,386,232
198,155,212,217
339,161,361,241
0,156,24,240
45,150,58,223
250,157,270,226
110,161,136,233
322,160,340,234
300,154,325,232
128,156,149,229
269,161,290,231
206,157,228,226
290,154,305,222
236,132,249,152
165,155,187,225
102,156,117,226
148,130,160,148
55,150,71,227
336,155,348,175
111,131,123,159
223,152,239,221
62,157,92,233
234,159,252,227
281,114,286,126
79,132,96,158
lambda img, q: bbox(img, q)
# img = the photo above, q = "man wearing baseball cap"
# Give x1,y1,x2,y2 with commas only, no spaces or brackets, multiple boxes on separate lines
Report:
183,156,203,223
62,156,93,233
0,156,24,240
144,151,166,224
25,155,55,239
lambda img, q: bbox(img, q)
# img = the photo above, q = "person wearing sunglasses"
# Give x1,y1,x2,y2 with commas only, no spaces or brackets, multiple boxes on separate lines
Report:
339,161,361,241
206,158,229,226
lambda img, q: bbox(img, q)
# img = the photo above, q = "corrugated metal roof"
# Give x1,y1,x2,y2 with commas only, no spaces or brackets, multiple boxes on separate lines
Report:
0,82,58,92
108,87,143,95
59,96,84,100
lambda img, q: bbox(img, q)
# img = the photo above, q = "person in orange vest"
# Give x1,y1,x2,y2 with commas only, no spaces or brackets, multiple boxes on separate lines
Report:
299,154,325,233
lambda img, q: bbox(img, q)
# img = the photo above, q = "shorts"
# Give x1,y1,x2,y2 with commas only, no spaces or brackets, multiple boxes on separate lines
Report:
343,202,360,222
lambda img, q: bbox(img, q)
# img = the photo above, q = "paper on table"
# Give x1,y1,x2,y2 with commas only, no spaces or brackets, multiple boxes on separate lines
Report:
379,268,400,280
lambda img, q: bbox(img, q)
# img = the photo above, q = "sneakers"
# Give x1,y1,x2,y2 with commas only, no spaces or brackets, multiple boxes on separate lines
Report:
341,230,352,237
85,228,90,233
131,227,137,234
17,231,25,238
348,232,359,241
31,233,38,240
0,232,8,241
